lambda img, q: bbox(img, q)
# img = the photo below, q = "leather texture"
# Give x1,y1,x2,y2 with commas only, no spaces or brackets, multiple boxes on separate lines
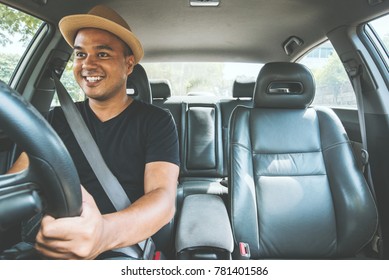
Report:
150,82,228,210
232,79,255,98
254,62,315,109
150,79,172,99
228,62,378,259
126,64,152,104
177,102,226,209
180,103,224,177
175,194,233,253
220,79,254,176
0,81,82,219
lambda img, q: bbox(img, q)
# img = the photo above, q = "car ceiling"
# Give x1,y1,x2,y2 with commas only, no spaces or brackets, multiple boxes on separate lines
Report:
3,0,389,63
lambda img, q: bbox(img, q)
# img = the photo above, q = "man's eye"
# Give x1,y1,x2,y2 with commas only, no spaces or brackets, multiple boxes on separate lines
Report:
74,52,86,58
98,52,109,57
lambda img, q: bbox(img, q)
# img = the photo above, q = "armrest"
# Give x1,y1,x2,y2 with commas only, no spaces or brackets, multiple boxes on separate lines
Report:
175,194,233,259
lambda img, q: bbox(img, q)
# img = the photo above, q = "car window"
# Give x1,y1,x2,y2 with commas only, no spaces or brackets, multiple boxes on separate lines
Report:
143,62,263,97
54,62,263,105
0,3,42,85
299,41,357,109
366,14,389,71
369,14,389,50
51,55,85,107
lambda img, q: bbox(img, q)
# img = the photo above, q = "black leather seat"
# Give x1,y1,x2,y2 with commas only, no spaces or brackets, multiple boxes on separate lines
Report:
126,65,176,257
150,79,182,139
126,64,152,104
150,79,172,101
220,79,255,176
228,62,378,259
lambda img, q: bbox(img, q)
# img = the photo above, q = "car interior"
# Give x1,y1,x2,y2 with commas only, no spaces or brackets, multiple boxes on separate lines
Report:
0,0,388,260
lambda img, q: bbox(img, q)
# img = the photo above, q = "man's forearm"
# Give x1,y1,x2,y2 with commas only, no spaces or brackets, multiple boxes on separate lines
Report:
100,187,175,252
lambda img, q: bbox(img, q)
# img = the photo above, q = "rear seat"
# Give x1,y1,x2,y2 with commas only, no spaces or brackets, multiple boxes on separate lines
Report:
220,79,255,174
151,78,255,195
150,77,255,257
177,100,227,207
150,79,183,155
150,80,227,208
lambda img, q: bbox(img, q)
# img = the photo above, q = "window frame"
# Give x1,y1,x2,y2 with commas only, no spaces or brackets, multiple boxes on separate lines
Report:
360,15,389,89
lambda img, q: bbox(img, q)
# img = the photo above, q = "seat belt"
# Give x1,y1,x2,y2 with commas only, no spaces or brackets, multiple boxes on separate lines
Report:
349,64,383,257
52,71,155,259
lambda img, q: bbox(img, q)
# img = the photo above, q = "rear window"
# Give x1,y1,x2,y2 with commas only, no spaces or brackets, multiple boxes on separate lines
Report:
143,62,263,97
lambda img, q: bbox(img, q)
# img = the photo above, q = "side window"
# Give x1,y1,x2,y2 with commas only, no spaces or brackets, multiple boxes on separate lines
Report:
299,41,356,109
366,14,389,70
0,3,42,84
51,56,85,107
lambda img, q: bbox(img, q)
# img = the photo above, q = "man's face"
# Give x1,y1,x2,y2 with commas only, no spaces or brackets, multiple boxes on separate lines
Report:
72,28,135,101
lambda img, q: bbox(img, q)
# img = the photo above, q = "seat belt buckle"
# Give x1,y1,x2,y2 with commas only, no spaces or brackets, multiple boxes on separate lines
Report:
361,149,369,166
142,237,156,260
239,242,250,260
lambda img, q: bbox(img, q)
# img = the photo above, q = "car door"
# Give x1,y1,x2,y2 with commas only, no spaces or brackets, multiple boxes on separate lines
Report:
300,13,389,258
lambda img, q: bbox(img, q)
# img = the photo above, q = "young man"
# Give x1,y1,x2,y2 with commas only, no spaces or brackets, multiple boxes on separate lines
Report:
9,5,180,259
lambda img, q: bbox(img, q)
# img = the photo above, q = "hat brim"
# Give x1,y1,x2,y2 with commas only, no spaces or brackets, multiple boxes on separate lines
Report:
59,14,144,64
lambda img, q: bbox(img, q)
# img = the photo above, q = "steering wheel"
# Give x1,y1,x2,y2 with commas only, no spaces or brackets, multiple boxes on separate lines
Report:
0,81,82,245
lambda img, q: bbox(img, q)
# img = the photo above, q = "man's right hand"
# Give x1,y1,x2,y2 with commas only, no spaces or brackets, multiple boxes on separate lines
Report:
34,186,108,260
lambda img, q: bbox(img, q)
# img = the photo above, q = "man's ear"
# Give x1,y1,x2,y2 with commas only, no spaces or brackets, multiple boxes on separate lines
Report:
126,55,136,76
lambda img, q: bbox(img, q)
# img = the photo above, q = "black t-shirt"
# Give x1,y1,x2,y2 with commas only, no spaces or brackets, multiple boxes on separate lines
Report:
47,99,180,214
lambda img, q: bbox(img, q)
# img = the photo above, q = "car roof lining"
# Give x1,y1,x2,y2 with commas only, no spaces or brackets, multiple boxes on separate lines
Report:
1,0,388,63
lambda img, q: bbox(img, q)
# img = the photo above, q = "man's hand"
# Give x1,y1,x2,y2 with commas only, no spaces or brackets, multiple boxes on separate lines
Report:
35,187,107,259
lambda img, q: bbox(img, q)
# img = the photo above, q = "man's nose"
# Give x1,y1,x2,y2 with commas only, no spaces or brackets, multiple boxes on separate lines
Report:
82,55,98,69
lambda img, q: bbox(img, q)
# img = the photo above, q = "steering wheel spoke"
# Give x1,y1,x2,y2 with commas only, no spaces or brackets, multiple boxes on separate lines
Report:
0,171,42,232
0,81,82,236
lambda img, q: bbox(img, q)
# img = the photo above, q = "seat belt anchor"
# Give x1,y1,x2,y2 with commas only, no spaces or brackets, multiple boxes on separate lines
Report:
361,149,369,166
372,234,381,254
239,242,250,260
142,237,156,260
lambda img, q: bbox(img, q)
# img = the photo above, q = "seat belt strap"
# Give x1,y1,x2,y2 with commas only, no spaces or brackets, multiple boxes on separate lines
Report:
53,73,130,210
52,72,153,258
352,66,369,171
349,64,383,257
350,66,376,198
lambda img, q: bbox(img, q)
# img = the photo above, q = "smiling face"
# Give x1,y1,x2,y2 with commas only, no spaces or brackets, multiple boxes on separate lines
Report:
72,28,135,102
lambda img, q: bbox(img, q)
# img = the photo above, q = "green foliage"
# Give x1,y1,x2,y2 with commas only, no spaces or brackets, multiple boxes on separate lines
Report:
0,52,20,83
51,57,85,106
0,4,42,47
145,63,231,96
0,3,43,84
314,53,349,95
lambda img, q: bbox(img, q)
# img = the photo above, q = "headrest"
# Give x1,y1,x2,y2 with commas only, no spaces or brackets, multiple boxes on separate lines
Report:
150,79,172,99
254,62,315,109
232,79,255,98
126,64,152,104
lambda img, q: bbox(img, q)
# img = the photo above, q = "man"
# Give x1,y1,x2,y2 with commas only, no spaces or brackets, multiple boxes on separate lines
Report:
8,5,180,259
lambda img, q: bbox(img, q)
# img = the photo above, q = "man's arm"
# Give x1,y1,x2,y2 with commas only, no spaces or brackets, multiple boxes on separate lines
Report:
6,152,29,174
101,161,179,250
35,161,179,259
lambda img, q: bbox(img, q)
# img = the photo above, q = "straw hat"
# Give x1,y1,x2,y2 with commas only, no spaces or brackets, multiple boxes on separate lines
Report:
59,5,144,64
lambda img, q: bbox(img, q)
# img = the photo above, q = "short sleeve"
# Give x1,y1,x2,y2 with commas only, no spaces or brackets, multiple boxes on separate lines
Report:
144,107,180,167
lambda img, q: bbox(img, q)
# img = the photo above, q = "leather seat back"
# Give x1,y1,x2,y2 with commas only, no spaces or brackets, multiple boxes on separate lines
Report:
228,62,378,258
126,64,152,104
180,102,224,177
220,79,255,176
